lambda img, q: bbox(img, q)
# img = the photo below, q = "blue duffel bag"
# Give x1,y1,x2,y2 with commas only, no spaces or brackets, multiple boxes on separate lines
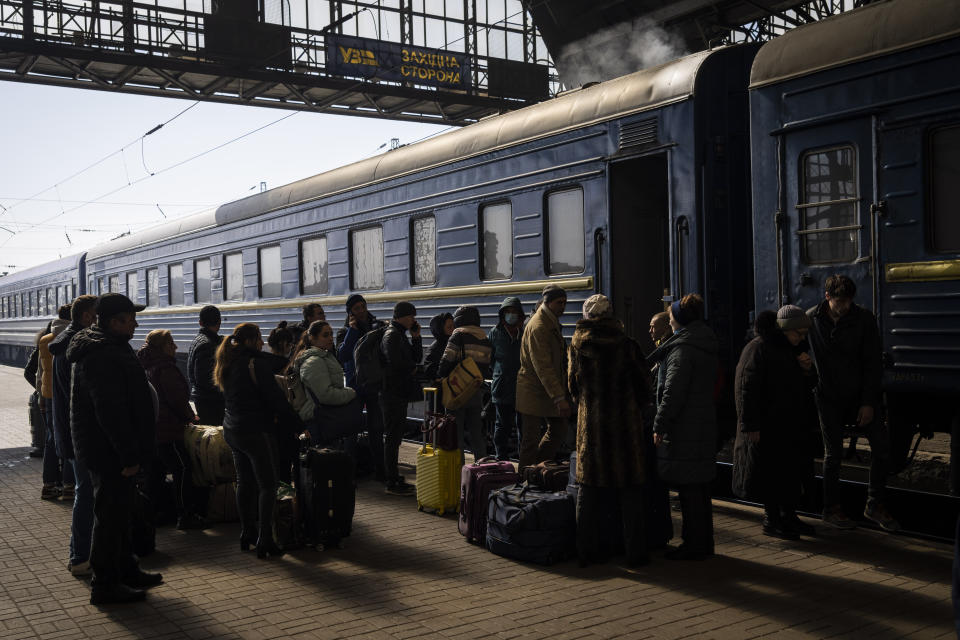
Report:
485,482,575,565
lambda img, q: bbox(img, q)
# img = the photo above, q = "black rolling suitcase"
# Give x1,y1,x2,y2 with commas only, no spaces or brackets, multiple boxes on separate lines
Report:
298,446,355,548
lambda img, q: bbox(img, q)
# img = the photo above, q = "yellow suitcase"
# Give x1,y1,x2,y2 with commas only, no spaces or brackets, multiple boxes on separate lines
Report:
416,387,461,515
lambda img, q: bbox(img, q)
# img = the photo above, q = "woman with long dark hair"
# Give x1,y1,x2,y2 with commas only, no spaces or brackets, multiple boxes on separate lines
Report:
213,323,302,558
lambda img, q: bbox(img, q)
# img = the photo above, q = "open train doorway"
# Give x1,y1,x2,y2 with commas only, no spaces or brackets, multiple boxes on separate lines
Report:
609,154,670,352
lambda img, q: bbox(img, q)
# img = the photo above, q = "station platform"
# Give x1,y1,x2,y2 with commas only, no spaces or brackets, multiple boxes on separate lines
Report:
0,365,955,639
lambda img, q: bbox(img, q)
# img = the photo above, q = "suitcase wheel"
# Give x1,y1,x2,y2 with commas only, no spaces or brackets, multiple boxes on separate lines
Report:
417,503,423,512
437,508,444,516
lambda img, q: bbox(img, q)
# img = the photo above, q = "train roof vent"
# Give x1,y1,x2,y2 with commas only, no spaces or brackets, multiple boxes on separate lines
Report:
619,117,658,150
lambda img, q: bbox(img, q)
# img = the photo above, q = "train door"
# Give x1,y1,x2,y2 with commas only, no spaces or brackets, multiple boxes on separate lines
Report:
781,120,876,311
608,154,670,352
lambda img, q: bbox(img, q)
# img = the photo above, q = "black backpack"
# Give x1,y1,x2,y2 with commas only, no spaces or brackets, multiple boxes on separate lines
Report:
353,326,388,391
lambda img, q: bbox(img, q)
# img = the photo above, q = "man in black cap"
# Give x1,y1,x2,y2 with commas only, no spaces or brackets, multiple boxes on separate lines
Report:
66,293,162,605
380,301,422,494
187,304,224,425
337,294,387,480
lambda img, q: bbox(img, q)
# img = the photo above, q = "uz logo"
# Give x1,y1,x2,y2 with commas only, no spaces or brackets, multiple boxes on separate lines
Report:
339,46,377,66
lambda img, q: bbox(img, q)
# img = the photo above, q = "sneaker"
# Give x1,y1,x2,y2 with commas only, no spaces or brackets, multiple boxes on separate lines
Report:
28,448,43,458
863,501,900,532
123,570,163,589
822,505,856,530
40,484,60,501
67,560,92,577
60,484,75,501
385,480,415,496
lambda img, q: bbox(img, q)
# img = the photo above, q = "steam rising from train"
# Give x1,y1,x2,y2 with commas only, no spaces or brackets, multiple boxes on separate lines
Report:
556,18,688,87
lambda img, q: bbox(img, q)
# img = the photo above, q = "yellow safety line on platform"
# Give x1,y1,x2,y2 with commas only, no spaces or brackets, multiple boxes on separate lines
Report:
135,276,594,317
885,259,960,283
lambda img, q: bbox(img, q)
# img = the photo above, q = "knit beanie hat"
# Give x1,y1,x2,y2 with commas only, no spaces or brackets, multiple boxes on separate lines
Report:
541,284,567,304
776,305,811,331
393,301,417,319
453,305,481,328
345,294,366,312
582,294,613,319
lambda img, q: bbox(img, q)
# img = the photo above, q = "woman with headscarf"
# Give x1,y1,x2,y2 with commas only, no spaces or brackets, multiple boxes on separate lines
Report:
734,306,818,539
648,293,718,561
568,294,651,567
213,323,302,558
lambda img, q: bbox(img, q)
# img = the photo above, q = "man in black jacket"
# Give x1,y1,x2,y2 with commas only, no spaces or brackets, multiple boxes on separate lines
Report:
380,301,422,495
187,305,224,425
807,275,899,532
48,294,98,576
290,303,325,345
67,293,162,605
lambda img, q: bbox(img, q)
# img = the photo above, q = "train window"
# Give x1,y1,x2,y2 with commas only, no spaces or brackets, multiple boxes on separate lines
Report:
1,297,6,318
37,289,45,316
224,252,243,301
411,216,436,285
929,124,960,252
300,237,328,295
195,259,211,303
46,288,55,315
29,290,35,316
798,146,859,264
57,285,64,307
109,275,120,294
545,188,585,274
147,268,159,307
259,246,282,299
87,277,95,295
98,277,106,297
169,263,184,306
127,272,138,303
351,227,384,290
481,202,513,280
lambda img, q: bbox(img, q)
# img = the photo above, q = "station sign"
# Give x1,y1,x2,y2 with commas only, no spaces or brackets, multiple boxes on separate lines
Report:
326,34,470,90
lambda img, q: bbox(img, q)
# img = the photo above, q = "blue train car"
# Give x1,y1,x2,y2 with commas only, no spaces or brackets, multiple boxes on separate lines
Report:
76,42,758,400
0,253,85,366
749,0,960,481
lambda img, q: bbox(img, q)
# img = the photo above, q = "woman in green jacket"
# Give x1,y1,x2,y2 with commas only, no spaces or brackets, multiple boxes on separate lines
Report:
290,321,358,443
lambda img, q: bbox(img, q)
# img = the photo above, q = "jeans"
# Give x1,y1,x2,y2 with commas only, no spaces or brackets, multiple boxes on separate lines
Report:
224,430,278,543
518,414,567,469
817,395,890,505
677,482,714,555
68,456,94,565
41,411,73,486
88,470,139,587
380,391,407,483
455,394,487,459
492,403,519,461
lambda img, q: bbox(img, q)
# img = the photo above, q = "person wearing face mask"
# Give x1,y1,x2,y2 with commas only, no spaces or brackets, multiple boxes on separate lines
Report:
733,307,818,540
488,298,525,461
290,320,358,443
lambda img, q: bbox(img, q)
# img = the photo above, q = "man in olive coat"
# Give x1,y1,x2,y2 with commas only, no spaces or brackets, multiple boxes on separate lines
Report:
516,285,571,469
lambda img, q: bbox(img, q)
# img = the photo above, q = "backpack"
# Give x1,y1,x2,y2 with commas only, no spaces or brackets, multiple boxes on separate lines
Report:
353,326,388,391
275,364,308,412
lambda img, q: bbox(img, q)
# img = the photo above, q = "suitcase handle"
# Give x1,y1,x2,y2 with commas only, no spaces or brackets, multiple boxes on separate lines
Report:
423,387,439,447
474,456,498,464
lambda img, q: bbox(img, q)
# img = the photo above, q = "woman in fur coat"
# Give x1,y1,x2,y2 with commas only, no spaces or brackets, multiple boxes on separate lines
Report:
568,294,651,567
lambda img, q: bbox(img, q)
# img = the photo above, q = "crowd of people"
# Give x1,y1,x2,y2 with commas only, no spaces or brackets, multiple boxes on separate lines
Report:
23,273,902,605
